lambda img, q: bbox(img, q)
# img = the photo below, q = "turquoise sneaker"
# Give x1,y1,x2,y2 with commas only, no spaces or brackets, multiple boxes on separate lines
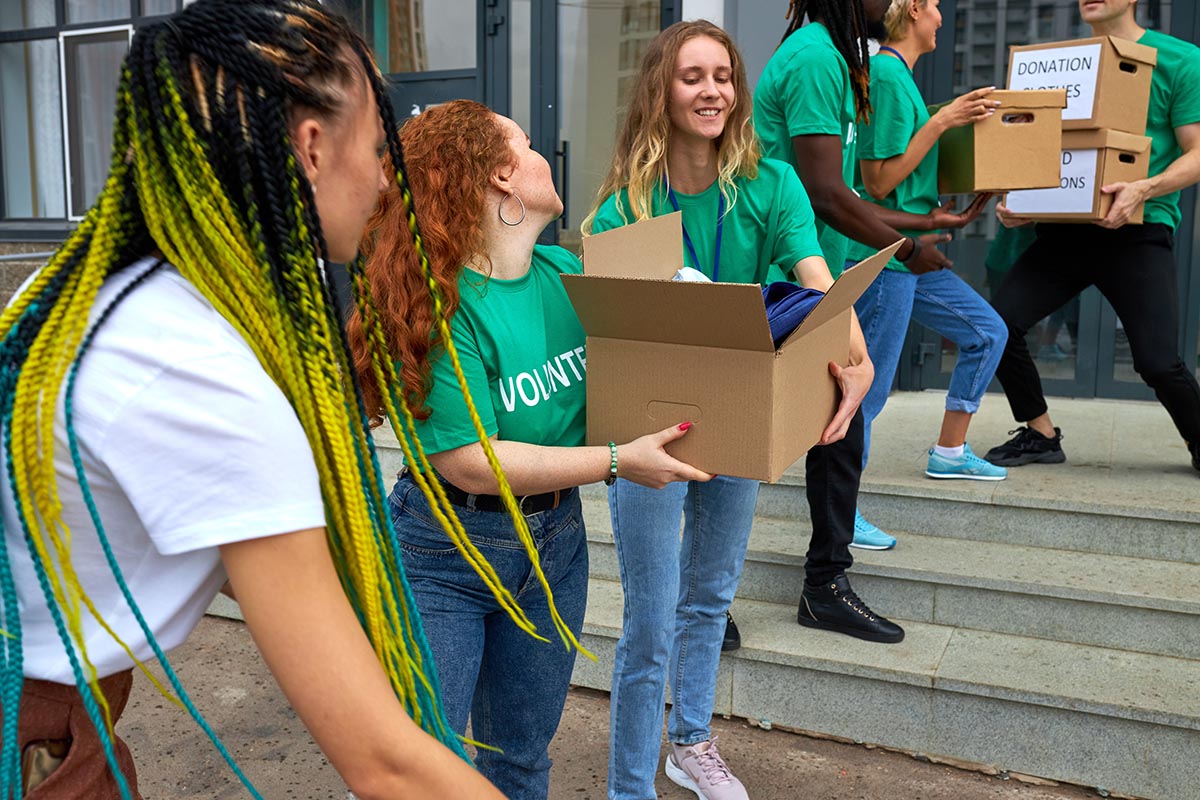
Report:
926,443,1008,481
851,510,896,550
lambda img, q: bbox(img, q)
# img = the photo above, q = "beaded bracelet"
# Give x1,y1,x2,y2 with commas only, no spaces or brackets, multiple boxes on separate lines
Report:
604,441,618,485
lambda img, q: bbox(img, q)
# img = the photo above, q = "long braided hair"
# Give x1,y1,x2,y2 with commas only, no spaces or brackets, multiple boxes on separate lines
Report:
782,0,873,121
0,1,555,794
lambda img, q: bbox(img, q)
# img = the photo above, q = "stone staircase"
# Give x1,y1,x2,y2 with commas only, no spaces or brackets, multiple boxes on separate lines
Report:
370,392,1200,799
569,393,1200,800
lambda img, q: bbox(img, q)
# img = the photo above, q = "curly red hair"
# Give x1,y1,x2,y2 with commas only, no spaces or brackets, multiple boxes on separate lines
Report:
347,100,515,423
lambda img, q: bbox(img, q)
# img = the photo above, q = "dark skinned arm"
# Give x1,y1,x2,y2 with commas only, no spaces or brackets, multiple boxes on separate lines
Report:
792,134,988,273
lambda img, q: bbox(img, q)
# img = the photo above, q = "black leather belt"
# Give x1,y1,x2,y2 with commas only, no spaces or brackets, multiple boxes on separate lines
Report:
399,467,567,514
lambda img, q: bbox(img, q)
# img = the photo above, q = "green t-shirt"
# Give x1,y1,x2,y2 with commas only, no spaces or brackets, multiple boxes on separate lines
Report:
1138,29,1200,231
589,158,824,286
408,245,587,455
984,224,1037,275
846,53,939,273
754,22,858,273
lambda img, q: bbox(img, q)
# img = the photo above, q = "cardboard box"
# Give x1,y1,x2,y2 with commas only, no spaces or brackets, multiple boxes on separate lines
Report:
1004,129,1151,222
1007,36,1156,132
933,89,1067,194
562,213,898,482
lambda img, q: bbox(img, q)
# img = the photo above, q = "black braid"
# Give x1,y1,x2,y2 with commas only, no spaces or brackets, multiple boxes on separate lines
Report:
782,0,872,122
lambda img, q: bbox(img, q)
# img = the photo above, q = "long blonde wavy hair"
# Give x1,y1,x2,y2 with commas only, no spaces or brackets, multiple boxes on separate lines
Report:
581,20,760,233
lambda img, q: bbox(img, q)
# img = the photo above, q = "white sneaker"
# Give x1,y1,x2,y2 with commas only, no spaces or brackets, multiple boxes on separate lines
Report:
664,737,749,800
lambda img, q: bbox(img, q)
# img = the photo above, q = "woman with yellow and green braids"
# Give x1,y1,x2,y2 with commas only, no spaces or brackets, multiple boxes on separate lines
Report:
0,1,512,798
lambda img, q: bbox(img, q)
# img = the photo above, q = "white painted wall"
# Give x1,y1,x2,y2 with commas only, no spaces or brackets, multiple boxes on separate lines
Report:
682,0,723,26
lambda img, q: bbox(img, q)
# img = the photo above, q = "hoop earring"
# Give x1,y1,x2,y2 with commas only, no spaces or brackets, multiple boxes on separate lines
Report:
499,192,526,226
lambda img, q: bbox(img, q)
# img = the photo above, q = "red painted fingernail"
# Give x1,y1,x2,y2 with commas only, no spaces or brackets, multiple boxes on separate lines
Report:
679,422,692,431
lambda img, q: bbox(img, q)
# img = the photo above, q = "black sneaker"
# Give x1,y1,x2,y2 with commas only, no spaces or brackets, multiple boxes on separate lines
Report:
722,610,741,652
797,574,904,644
984,426,1066,466
1190,442,1200,475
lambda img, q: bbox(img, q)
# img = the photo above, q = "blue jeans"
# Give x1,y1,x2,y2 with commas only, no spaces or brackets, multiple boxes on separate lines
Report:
388,474,588,800
606,475,760,800
852,265,1008,468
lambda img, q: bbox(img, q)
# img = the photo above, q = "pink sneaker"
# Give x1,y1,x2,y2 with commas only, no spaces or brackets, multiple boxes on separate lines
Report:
664,737,749,799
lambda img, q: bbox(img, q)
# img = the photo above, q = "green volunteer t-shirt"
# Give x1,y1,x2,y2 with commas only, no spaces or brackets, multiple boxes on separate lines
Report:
845,53,939,273
754,22,858,273
588,158,824,286
984,224,1037,275
408,244,587,455
1137,29,1200,231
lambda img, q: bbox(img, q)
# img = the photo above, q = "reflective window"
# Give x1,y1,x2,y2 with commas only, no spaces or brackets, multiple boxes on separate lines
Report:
368,0,477,73
142,0,180,15
0,39,65,218
0,1,56,32
66,0,131,26
62,28,131,219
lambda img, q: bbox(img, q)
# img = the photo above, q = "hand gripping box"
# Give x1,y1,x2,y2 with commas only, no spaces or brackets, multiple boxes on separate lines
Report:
934,89,1067,194
1007,36,1156,133
561,213,897,483
1004,129,1152,222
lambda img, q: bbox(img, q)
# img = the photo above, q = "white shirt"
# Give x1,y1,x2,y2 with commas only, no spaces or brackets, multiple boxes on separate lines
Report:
1,258,326,682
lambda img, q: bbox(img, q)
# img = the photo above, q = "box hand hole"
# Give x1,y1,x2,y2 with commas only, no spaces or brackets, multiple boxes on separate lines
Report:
1001,113,1035,125
1118,153,1136,164
646,401,703,425
1119,61,1137,73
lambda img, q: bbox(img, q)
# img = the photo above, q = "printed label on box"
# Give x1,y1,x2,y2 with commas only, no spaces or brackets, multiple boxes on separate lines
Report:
1009,43,1102,121
1006,149,1098,214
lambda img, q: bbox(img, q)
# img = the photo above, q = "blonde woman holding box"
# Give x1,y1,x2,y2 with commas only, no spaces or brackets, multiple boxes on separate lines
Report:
583,21,904,800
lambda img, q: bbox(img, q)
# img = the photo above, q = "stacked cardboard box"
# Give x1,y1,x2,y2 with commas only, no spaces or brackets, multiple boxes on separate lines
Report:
1005,36,1156,222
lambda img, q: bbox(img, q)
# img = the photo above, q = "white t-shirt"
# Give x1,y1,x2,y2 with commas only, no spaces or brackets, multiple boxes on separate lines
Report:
1,258,326,682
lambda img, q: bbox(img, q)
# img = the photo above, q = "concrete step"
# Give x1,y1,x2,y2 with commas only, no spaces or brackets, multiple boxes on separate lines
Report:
574,577,1200,800
579,497,1200,661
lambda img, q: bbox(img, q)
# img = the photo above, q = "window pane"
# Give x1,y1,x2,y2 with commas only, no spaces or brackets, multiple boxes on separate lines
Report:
142,0,179,15
66,0,131,25
63,29,130,218
0,0,56,32
0,40,65,218
373,0,476,73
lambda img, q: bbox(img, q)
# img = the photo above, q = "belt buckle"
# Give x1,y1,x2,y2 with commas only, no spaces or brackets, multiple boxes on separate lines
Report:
519,494,535,516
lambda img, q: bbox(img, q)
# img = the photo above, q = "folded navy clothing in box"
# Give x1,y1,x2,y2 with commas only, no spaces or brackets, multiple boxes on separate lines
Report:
762,282,825,349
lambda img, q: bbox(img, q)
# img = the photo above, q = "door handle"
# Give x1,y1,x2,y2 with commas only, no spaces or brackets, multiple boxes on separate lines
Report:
556,140,570,230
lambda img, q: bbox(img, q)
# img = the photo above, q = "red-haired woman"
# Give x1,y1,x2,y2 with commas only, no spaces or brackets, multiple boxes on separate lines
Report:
346,99,709,800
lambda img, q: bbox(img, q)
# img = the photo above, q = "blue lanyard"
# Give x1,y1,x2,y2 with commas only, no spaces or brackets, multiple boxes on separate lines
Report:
666,183,726,282
878,46,909,71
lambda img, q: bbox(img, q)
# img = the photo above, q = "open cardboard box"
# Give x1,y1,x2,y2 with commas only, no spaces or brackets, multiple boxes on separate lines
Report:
562,212,898,482
1004,128,1152,222
1007,35,1156,133
933,89,1066,194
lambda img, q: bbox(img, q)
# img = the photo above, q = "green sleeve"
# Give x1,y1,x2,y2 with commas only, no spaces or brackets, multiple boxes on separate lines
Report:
1170,45,1200,129
858,70,915,161
409,310,499,455
780,48,847,138
771,167,825,271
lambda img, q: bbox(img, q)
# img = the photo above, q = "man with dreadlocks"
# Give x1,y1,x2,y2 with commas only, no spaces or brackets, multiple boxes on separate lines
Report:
0,2,515,798
750,0,988,638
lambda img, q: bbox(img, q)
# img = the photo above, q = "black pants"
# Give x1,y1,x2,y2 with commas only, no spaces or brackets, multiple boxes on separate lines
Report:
991,223,1200,446
803,407,861,585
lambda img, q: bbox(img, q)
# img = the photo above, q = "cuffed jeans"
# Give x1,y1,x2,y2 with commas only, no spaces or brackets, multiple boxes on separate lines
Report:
852,265,1008,467
606,475,759,800
991,223,1200,445
388,474,588,800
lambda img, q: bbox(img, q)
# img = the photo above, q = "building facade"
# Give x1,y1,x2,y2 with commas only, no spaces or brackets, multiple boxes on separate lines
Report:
1,0,1196,401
